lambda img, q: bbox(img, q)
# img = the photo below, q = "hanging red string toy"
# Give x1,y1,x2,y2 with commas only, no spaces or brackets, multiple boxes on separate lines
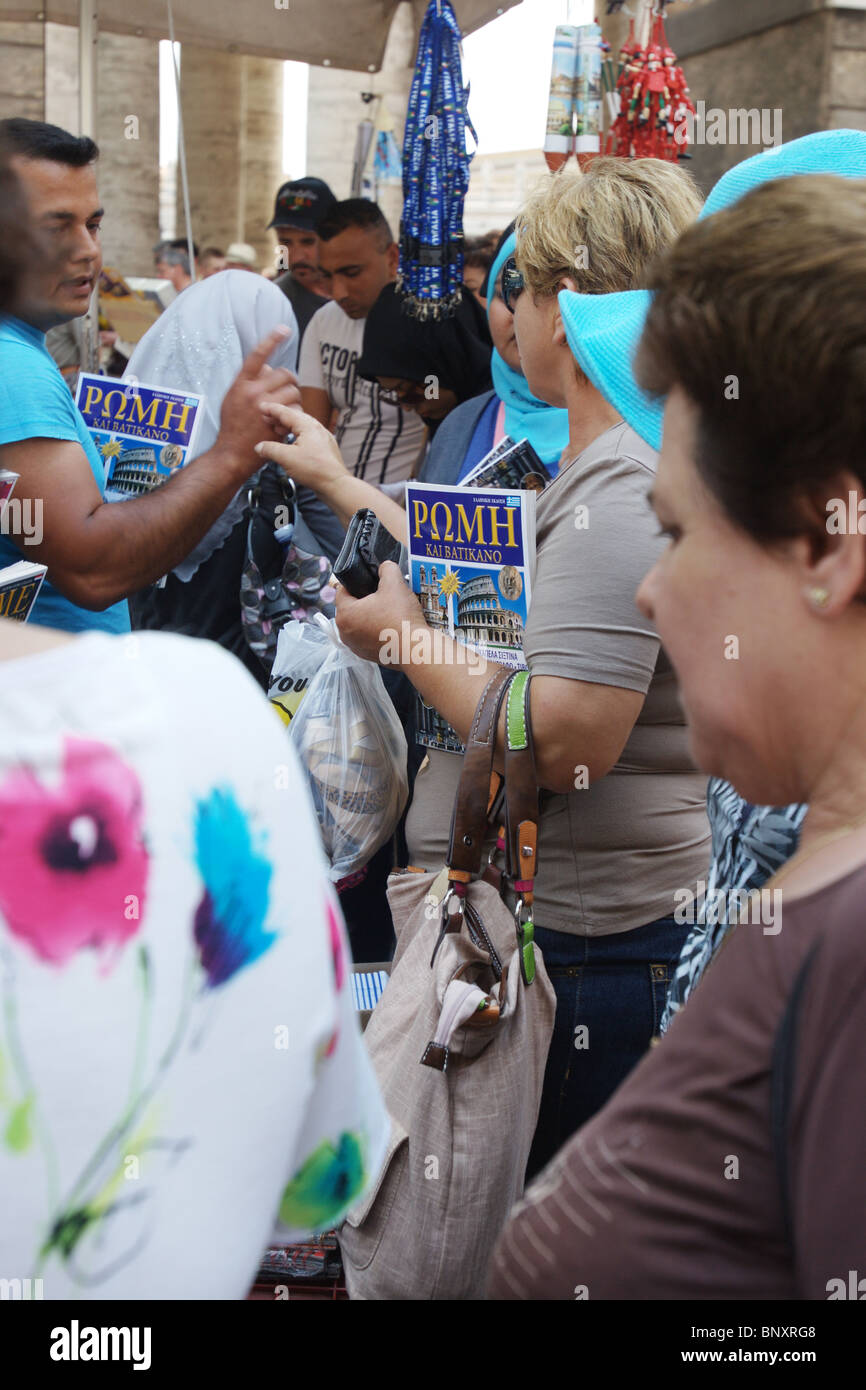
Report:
608,12,695,161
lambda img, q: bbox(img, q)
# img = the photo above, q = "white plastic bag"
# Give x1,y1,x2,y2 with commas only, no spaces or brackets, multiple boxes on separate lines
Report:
288,617,409,882
268,619,331,727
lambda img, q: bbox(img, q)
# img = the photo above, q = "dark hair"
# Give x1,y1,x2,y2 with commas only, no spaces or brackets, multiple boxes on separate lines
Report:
481,219,517,299
0,117,98,166
636,174,866,543
463,238,494,273
358,282,492,426
317,198,393,249
200,245,225,259
153,238,197,276
169,236,200,258
0,155,31,314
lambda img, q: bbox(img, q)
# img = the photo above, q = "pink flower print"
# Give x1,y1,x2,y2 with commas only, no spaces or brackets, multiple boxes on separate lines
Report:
322,901,347,1060
327,900,346,992
0,737,148,967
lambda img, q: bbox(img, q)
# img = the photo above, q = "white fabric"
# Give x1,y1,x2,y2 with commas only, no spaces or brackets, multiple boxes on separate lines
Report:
299,301,425,487
0,629,388,1299
125,270,299,582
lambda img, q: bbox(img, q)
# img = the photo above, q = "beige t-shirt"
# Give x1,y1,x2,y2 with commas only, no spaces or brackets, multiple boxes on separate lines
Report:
404,422,710,936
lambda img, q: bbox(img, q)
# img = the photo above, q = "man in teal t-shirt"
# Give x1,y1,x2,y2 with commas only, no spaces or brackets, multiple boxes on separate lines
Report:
0,118,301,635
0,315,129,632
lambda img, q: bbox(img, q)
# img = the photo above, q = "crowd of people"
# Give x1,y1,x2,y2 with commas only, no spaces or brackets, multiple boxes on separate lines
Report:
0,111,864,1302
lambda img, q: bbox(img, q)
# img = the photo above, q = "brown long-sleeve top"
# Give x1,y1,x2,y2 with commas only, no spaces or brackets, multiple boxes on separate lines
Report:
488,860,866,1300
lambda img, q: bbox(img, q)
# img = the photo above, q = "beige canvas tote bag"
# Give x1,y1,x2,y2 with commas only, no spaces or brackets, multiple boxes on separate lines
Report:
340,666,556,1300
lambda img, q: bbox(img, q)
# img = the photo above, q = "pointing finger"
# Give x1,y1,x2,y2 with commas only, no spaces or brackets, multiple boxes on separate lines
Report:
238,326,292,380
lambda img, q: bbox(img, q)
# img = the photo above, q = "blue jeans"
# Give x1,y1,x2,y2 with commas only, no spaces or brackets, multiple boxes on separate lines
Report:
526,915,688,1180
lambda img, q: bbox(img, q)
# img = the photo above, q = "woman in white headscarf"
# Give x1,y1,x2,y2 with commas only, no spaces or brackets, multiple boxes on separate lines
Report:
124,270,345,680
127,269,343,576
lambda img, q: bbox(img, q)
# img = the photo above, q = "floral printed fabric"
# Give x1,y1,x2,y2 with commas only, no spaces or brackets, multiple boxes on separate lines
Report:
661,778,807,1032
0,631,388,1299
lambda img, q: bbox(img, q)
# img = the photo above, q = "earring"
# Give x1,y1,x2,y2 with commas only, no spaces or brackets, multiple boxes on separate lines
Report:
810,586,831,609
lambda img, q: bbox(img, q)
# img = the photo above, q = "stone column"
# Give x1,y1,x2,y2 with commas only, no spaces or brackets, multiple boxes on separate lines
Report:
0,20,45,121
0,21,160,278
601,0,866,194
49,26,160,278
306,1,417,236
174,47,283,270
828,8,866,130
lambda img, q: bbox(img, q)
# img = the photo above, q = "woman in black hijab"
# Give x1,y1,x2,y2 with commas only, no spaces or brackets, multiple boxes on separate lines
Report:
358,282,493,434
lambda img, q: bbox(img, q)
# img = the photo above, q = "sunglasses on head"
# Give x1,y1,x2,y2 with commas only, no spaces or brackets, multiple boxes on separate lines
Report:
500,256,525,314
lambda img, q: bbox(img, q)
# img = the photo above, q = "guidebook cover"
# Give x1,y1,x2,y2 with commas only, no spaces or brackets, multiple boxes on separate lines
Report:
0,559,47,622
461,435,552,493
0,470,17,510
74,373,203,502
405,480,536,754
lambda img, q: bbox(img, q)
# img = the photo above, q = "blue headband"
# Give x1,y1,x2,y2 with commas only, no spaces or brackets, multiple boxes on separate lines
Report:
486,231,569,469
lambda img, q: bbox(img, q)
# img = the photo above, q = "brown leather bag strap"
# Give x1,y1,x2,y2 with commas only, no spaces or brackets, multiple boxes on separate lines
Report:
503,671,539,902
446,665,513,878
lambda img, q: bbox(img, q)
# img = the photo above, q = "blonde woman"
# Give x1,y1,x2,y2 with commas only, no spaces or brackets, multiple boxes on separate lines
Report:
258,159,709,1175
490,164,866,1302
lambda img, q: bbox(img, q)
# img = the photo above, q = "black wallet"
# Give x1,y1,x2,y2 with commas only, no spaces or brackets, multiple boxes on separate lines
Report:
333,509,407,598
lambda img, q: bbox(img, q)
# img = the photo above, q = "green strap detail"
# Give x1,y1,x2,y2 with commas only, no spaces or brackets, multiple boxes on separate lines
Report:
508,671,535,986
519,917,536,986
506,670,530,751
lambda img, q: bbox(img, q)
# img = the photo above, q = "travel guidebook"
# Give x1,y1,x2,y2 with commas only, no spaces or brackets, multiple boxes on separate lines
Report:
0,560,47,622
461,435,552,493
0,470,17,509
405,479,536,754
74,373,204,502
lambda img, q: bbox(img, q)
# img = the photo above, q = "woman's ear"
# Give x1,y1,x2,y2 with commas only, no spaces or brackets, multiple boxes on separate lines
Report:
552,275,579,345
788,470,866,616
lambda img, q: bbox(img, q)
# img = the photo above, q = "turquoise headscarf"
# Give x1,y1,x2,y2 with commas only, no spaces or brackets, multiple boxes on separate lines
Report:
487,232,569,470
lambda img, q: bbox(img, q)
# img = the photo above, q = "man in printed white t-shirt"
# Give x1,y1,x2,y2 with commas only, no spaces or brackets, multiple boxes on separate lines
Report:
299,199,426,489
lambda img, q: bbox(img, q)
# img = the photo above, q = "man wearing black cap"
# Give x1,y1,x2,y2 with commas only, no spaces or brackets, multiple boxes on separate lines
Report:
270,177,335,342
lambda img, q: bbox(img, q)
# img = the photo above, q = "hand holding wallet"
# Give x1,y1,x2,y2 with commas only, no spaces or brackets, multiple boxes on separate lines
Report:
333,509,407,598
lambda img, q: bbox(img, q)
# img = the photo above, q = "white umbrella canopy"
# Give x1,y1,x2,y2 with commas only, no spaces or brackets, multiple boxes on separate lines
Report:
0,0,521,70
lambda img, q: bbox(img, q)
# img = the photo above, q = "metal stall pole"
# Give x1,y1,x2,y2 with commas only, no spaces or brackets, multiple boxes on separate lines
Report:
168,0,197,283
79,0,99,373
